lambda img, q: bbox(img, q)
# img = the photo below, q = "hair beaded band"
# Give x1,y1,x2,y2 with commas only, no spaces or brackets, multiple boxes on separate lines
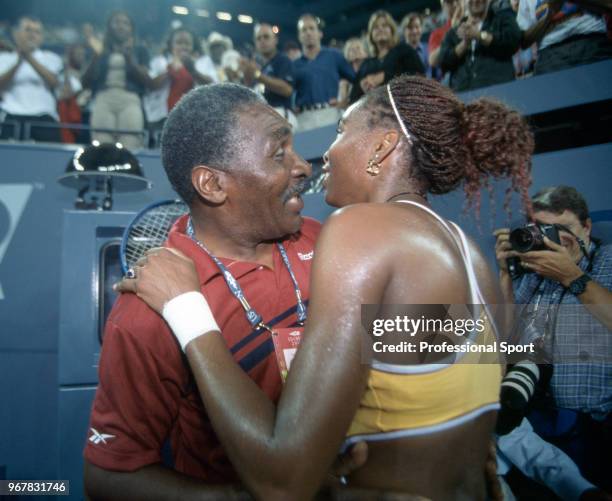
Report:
386,84,413,146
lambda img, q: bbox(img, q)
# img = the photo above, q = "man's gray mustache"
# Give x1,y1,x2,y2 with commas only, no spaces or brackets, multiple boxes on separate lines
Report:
282,181,307,203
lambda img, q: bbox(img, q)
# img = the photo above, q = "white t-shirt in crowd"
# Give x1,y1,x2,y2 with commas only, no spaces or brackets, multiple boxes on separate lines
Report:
517,0,606,50
143,54,218,123
0,49,63,119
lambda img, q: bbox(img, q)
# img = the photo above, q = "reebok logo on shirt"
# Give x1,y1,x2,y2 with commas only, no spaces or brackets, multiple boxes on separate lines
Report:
89,428,116,445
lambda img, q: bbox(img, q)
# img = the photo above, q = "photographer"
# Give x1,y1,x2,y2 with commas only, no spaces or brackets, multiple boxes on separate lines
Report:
494,185,612,490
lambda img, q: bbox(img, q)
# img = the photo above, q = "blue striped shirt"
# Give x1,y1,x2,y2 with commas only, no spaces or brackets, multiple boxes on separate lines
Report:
512,242,612,418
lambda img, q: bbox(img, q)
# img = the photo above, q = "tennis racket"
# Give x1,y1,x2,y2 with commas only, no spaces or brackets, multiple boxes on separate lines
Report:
120,199,189,275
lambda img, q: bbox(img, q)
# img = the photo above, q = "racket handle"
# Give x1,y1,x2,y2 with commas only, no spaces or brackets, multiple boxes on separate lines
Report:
162,292,220,350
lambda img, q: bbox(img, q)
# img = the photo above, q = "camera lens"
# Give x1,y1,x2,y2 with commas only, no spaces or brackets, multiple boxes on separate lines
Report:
510,227,535,252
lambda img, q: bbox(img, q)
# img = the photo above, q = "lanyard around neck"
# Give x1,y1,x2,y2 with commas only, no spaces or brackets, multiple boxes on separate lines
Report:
186,218,307,329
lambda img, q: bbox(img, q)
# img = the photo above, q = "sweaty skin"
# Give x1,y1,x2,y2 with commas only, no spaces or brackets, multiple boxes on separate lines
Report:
117,100,503,500
118,202,501,500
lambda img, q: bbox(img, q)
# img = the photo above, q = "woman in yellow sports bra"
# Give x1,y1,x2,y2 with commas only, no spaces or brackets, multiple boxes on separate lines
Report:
119,75,534,499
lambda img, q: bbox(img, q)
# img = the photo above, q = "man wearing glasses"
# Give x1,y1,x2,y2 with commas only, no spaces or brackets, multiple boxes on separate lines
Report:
494,185,612,491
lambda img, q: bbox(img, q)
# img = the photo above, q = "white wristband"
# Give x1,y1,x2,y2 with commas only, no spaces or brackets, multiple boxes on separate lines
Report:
162,291,220,351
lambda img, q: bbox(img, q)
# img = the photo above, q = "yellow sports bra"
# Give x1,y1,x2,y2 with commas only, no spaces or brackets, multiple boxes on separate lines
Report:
343,201,502,450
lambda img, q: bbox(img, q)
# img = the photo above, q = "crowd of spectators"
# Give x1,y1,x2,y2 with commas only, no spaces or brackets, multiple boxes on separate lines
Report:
0,0,610,147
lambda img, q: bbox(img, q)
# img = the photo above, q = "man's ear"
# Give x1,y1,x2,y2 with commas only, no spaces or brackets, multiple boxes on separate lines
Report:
373,130,401,163
191,166,228,204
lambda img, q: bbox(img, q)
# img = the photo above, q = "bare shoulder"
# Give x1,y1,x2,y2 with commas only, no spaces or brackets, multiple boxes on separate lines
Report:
321,202,433,239
311,205,411,280
320,203,466,262
459,231,501,304
314,204,389,264
314,203,452,282
318,202,501,304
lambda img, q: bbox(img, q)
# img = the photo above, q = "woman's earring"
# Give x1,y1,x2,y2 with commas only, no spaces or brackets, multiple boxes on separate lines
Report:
366,158,380,176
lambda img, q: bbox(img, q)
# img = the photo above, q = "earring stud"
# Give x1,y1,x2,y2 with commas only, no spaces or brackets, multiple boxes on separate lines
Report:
366,159,380,176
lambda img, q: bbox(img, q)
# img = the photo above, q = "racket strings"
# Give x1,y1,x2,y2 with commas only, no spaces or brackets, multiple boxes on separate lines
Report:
124,202,187,269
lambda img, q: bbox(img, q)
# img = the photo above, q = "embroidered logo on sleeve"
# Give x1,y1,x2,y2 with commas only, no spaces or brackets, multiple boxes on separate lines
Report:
298,251,314,261
89,428,116,445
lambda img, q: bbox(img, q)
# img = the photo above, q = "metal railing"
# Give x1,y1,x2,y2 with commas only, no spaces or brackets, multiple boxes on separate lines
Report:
0,119,149,147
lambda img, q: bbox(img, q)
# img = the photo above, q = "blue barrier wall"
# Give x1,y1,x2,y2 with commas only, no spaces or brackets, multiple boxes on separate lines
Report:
0,61,610,498
294,60,612,159
0,144,176,498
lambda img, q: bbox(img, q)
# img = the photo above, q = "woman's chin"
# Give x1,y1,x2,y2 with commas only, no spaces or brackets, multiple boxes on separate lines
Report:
324,192,342,208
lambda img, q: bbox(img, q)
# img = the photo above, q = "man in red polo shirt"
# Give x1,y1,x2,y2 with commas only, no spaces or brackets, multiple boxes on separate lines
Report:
83,83,317,499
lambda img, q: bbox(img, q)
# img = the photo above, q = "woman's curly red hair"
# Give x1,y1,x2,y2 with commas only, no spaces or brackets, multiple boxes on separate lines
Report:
364,75,534,217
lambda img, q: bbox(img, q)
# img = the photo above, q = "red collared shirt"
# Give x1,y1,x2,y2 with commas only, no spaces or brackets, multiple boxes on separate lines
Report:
84,215,321,482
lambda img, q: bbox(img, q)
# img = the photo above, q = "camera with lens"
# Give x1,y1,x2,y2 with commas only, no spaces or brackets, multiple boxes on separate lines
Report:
507,223,561,278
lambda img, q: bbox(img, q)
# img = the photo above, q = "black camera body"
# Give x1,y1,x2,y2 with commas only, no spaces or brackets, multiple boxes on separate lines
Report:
507,223,561,278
